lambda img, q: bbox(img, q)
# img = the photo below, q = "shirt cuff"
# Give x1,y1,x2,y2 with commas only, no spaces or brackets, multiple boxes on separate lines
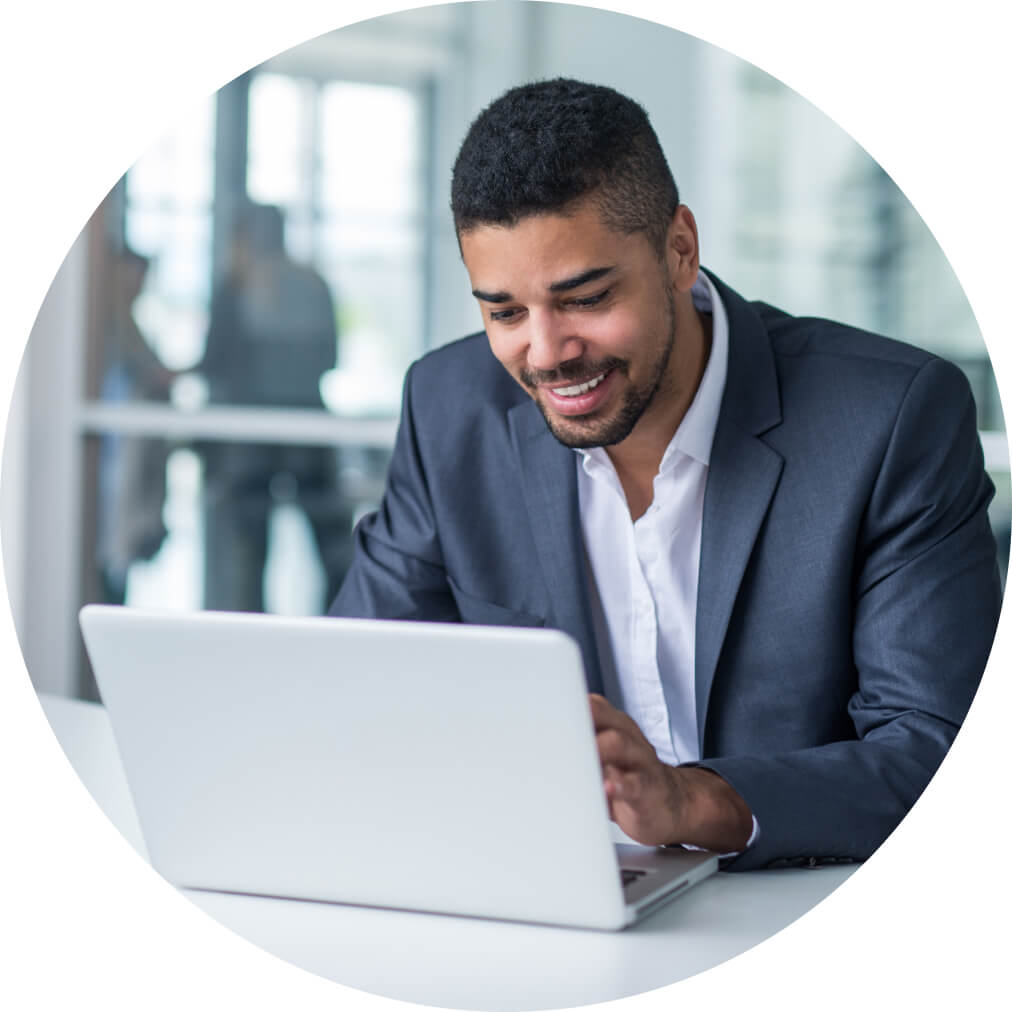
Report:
679,814,761,859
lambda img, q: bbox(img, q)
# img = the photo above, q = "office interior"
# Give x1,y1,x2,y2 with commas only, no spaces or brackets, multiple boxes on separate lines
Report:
2,3,1008,701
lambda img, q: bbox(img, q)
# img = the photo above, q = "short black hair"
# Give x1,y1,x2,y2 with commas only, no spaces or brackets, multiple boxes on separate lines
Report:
451,78,679,254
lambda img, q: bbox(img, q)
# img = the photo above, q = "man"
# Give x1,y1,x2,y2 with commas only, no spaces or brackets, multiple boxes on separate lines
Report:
331,79,1002,869
197,202,352,612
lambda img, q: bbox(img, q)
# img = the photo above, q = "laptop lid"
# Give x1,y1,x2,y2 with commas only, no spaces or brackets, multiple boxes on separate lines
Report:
79,606,643,928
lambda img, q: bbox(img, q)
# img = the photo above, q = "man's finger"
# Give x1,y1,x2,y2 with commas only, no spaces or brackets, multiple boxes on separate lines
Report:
588,694,645,738
596,726,628,760
595,725,649,769
601,763,621,818
591,692,619,732
604,765,645,804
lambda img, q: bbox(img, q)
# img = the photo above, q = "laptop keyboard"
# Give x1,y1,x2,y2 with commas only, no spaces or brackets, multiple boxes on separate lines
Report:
621,868,648,887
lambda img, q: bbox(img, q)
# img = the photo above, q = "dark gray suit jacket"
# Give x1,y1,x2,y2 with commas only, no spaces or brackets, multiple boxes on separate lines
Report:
331,272,1002,871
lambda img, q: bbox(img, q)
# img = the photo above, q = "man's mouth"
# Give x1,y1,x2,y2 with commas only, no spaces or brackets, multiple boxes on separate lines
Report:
547,371,608,398
539,368,617,417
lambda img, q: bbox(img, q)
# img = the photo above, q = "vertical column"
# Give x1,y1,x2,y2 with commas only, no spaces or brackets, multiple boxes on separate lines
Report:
20,233,88,695
211,72,250,286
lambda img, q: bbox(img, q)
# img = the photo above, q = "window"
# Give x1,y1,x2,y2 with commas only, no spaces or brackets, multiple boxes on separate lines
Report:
82,72,425,633
248,74,427,414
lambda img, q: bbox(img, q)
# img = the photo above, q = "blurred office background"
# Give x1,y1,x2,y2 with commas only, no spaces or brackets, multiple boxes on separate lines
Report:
3,2,1009,699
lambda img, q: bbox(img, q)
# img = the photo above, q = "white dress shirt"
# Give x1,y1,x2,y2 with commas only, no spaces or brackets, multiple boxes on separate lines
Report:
577,271,728,767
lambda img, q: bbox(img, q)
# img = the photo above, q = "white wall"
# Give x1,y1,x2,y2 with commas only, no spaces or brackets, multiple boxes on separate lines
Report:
1,340,29,644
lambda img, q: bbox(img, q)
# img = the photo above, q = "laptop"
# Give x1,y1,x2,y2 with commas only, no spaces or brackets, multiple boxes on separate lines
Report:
78,605,717,931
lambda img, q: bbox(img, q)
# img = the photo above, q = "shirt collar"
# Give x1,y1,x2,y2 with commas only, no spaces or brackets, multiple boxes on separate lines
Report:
669,269,728,467
576,269,729,472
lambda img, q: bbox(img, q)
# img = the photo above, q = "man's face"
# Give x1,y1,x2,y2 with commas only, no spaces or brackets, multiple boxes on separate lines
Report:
460,201,698,450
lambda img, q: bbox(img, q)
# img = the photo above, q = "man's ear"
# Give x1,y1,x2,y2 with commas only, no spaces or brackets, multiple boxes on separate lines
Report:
665,205,700,293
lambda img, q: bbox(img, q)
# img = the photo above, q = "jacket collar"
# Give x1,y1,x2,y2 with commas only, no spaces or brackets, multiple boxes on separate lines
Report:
694,272,783,744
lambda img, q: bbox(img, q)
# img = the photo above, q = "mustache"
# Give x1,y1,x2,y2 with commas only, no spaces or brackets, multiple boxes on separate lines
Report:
520,356,627,390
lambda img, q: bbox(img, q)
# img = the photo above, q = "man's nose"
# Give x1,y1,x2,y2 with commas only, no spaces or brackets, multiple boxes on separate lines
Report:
526,308,584,373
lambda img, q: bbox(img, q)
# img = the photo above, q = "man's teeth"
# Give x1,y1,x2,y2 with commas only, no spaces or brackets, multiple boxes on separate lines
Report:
552,373,606,397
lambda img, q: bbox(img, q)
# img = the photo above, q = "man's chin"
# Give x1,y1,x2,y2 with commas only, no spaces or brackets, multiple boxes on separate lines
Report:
539,405,636,450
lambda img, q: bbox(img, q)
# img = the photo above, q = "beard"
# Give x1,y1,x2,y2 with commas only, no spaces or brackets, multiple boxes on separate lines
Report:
521,292,678,450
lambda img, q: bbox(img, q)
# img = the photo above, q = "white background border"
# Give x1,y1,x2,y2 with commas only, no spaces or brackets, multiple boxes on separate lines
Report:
2,1,1009,1009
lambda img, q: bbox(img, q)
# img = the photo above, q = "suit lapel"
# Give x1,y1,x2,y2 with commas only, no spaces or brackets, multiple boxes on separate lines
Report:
508,401,604,695
695,275,784,740
695,419,783,738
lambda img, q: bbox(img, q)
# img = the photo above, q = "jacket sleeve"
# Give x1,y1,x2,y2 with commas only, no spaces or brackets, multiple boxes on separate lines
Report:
329,362,461,623
697,357,1003,870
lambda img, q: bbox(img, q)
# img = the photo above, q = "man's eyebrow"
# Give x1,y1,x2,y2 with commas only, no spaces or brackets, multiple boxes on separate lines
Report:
472,266,617,304
548,266,616,293
471,288,513,304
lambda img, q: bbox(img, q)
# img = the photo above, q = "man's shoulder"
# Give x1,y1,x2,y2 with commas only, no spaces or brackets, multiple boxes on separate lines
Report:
738,298,973,438
710,270,944,400
753,301,936,375
407,331,526,412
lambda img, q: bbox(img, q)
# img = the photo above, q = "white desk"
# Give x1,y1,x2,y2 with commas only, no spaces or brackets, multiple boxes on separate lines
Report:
39,692,857,1010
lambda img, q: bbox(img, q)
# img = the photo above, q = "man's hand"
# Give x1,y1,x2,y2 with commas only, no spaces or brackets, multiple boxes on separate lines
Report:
589,694,753,853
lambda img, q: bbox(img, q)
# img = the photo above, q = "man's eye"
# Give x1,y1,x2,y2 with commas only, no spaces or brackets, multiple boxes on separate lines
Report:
489,308,521,322
569,290,610,308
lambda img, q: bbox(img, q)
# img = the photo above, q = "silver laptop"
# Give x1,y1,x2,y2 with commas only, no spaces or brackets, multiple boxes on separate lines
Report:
78,605,717,931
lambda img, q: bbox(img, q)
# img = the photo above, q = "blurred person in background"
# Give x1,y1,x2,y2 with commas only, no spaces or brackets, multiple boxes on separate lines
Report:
96,246,175,603
196,202,351,613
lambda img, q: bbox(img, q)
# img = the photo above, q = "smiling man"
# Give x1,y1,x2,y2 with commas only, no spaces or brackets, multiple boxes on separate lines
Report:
462,199,708,521
331,79,1002,868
